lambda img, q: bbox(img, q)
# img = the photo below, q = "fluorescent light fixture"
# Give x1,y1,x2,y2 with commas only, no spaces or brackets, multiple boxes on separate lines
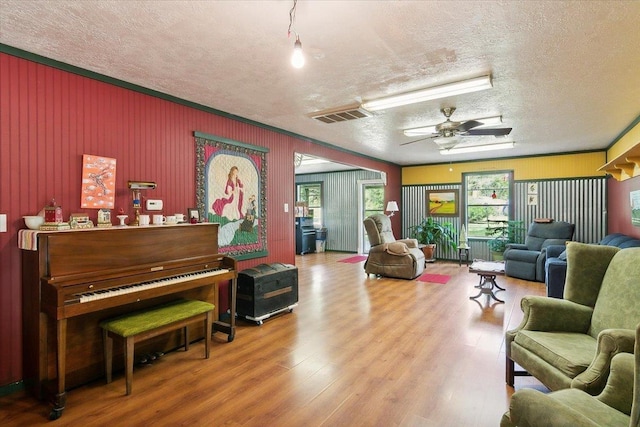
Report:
439,141,515,155
300,156,329,165
361,75,492,112
403,115,503,137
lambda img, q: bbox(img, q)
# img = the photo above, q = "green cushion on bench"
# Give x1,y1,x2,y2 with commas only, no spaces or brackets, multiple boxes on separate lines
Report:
99,299,214,337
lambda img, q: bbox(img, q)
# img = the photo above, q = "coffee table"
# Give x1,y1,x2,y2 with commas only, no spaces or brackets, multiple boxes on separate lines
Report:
468,260,506,303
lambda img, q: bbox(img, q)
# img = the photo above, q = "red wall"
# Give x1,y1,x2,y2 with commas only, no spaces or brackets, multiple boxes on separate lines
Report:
608,174,640,238
0,52,401,386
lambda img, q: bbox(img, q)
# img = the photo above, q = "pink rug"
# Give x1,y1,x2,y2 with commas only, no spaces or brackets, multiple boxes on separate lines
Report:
417,273,451,284
338,255,368,263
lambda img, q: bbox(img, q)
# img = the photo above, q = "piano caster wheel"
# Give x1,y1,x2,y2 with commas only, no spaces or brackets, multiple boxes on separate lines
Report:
49,408,63,420
227,332,235,342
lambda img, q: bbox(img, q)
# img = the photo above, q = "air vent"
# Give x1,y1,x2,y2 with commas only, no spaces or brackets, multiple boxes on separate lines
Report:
309,105,372,124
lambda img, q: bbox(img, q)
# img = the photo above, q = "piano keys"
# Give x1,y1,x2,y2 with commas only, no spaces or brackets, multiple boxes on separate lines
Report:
72,268,230,304
20,223,237,419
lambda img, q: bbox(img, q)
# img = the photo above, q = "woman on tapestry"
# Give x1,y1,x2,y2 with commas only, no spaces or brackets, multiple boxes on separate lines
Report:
212,166,244,220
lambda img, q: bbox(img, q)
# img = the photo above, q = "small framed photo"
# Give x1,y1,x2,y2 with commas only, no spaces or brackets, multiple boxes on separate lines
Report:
188,208,200,223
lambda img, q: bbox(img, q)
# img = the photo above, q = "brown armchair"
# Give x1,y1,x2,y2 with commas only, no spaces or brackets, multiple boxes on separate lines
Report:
363,214,425,280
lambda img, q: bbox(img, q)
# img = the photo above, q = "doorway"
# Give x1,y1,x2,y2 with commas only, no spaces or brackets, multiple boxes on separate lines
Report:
358,179,385,253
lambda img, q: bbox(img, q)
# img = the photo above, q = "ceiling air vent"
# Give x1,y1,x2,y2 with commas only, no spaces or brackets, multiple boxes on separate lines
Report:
309,104,372,124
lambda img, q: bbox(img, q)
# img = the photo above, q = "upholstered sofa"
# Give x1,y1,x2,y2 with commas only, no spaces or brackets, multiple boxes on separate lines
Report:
506,242,640,396
363,214,425,280
503,221,575,282
545,233,640,298
501,322,640,427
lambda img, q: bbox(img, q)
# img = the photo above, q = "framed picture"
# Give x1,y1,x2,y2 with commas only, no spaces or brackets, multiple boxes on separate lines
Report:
80,154,117,209
631,190,640,227
194,131,269,260
426,189,459,216
187,208,200,223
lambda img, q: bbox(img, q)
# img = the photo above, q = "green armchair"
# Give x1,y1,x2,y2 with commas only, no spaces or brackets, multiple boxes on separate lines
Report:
501,322,640,427
506,242,640,395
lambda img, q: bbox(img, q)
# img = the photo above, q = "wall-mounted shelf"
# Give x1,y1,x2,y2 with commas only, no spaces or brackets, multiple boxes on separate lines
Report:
598,144,640,181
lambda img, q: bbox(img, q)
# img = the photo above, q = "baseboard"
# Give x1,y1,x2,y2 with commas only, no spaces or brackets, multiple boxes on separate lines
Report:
0,380,24,397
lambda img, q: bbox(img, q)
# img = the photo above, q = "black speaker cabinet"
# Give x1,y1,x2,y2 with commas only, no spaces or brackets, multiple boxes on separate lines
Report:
237,263,298,324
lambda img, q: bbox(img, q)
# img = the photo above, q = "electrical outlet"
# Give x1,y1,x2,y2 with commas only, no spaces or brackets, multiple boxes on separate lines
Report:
284,203,289,213
0,214,6,232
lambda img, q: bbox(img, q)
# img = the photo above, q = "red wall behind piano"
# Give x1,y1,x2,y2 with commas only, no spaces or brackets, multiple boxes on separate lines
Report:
0,52,401,387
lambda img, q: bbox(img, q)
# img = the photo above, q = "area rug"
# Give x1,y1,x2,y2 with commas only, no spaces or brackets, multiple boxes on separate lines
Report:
338,255,368,263
417,273,451,284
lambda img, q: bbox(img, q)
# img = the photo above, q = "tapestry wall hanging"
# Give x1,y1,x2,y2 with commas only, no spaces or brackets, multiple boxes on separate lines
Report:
195,132,268,260
80,154,117,209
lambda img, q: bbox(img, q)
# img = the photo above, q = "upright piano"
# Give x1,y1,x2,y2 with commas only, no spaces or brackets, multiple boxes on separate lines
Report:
21,223,237,419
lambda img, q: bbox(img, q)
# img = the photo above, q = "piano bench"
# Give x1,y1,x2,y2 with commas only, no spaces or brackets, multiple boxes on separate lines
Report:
99,298,214,396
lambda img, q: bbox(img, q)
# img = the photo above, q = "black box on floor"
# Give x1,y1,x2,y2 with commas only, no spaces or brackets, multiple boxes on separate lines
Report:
237,263,298,324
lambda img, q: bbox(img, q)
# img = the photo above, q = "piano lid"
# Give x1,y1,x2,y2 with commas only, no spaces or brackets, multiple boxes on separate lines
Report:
38,223,220,280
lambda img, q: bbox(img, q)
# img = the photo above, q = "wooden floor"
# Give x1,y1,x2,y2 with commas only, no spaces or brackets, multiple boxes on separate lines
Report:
0,252,547,426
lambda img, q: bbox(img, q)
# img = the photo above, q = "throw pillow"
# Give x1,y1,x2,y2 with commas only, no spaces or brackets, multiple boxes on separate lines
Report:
386,242,409,256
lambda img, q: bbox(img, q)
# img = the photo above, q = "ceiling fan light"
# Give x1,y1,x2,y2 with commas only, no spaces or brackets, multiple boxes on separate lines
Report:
361,75,492,112
433,136,460,149
439,141,515,155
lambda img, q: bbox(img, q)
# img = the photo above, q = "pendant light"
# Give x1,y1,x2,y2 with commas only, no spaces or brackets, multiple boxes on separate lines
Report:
288,0,304,69
291,35,305,68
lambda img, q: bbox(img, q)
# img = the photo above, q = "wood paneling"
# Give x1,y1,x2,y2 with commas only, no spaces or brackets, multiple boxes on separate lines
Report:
0,52,401,387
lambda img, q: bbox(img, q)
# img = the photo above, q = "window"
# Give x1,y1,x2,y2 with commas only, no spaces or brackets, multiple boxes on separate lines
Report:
297,182,323,228
363,185,385,218
464,171,513,238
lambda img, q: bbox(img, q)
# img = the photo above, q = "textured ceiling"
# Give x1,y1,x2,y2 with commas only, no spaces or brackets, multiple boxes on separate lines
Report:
1,0,640,168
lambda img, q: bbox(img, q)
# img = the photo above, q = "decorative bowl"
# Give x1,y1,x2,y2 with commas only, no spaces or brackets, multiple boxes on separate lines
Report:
23,215,45,230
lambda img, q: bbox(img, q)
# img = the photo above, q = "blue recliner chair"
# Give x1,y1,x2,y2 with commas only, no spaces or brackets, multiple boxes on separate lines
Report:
504,221,575,282
545,233,640,298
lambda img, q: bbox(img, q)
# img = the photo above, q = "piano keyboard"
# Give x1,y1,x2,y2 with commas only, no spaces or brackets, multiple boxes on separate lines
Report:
71,268,230,304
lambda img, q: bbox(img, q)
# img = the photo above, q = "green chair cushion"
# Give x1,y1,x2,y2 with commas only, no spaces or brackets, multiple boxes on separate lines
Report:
99,299,214,337
514,330,596,378
502,388,630,427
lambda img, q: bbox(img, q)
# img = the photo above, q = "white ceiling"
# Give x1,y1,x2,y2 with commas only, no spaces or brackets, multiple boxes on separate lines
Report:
1,1,640,167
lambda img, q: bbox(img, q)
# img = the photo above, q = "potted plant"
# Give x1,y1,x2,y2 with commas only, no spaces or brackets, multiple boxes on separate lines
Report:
409,217,457,261
487,220,525,260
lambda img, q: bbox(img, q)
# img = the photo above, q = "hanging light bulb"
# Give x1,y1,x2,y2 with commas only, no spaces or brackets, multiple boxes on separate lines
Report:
291,35,305,68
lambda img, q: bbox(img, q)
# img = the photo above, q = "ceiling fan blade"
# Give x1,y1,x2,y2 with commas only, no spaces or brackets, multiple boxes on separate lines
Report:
456,120,483,132
465,127,512,136
400,136,435,146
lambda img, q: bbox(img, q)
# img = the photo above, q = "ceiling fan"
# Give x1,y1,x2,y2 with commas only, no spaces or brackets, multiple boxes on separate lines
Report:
401,107,512,149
